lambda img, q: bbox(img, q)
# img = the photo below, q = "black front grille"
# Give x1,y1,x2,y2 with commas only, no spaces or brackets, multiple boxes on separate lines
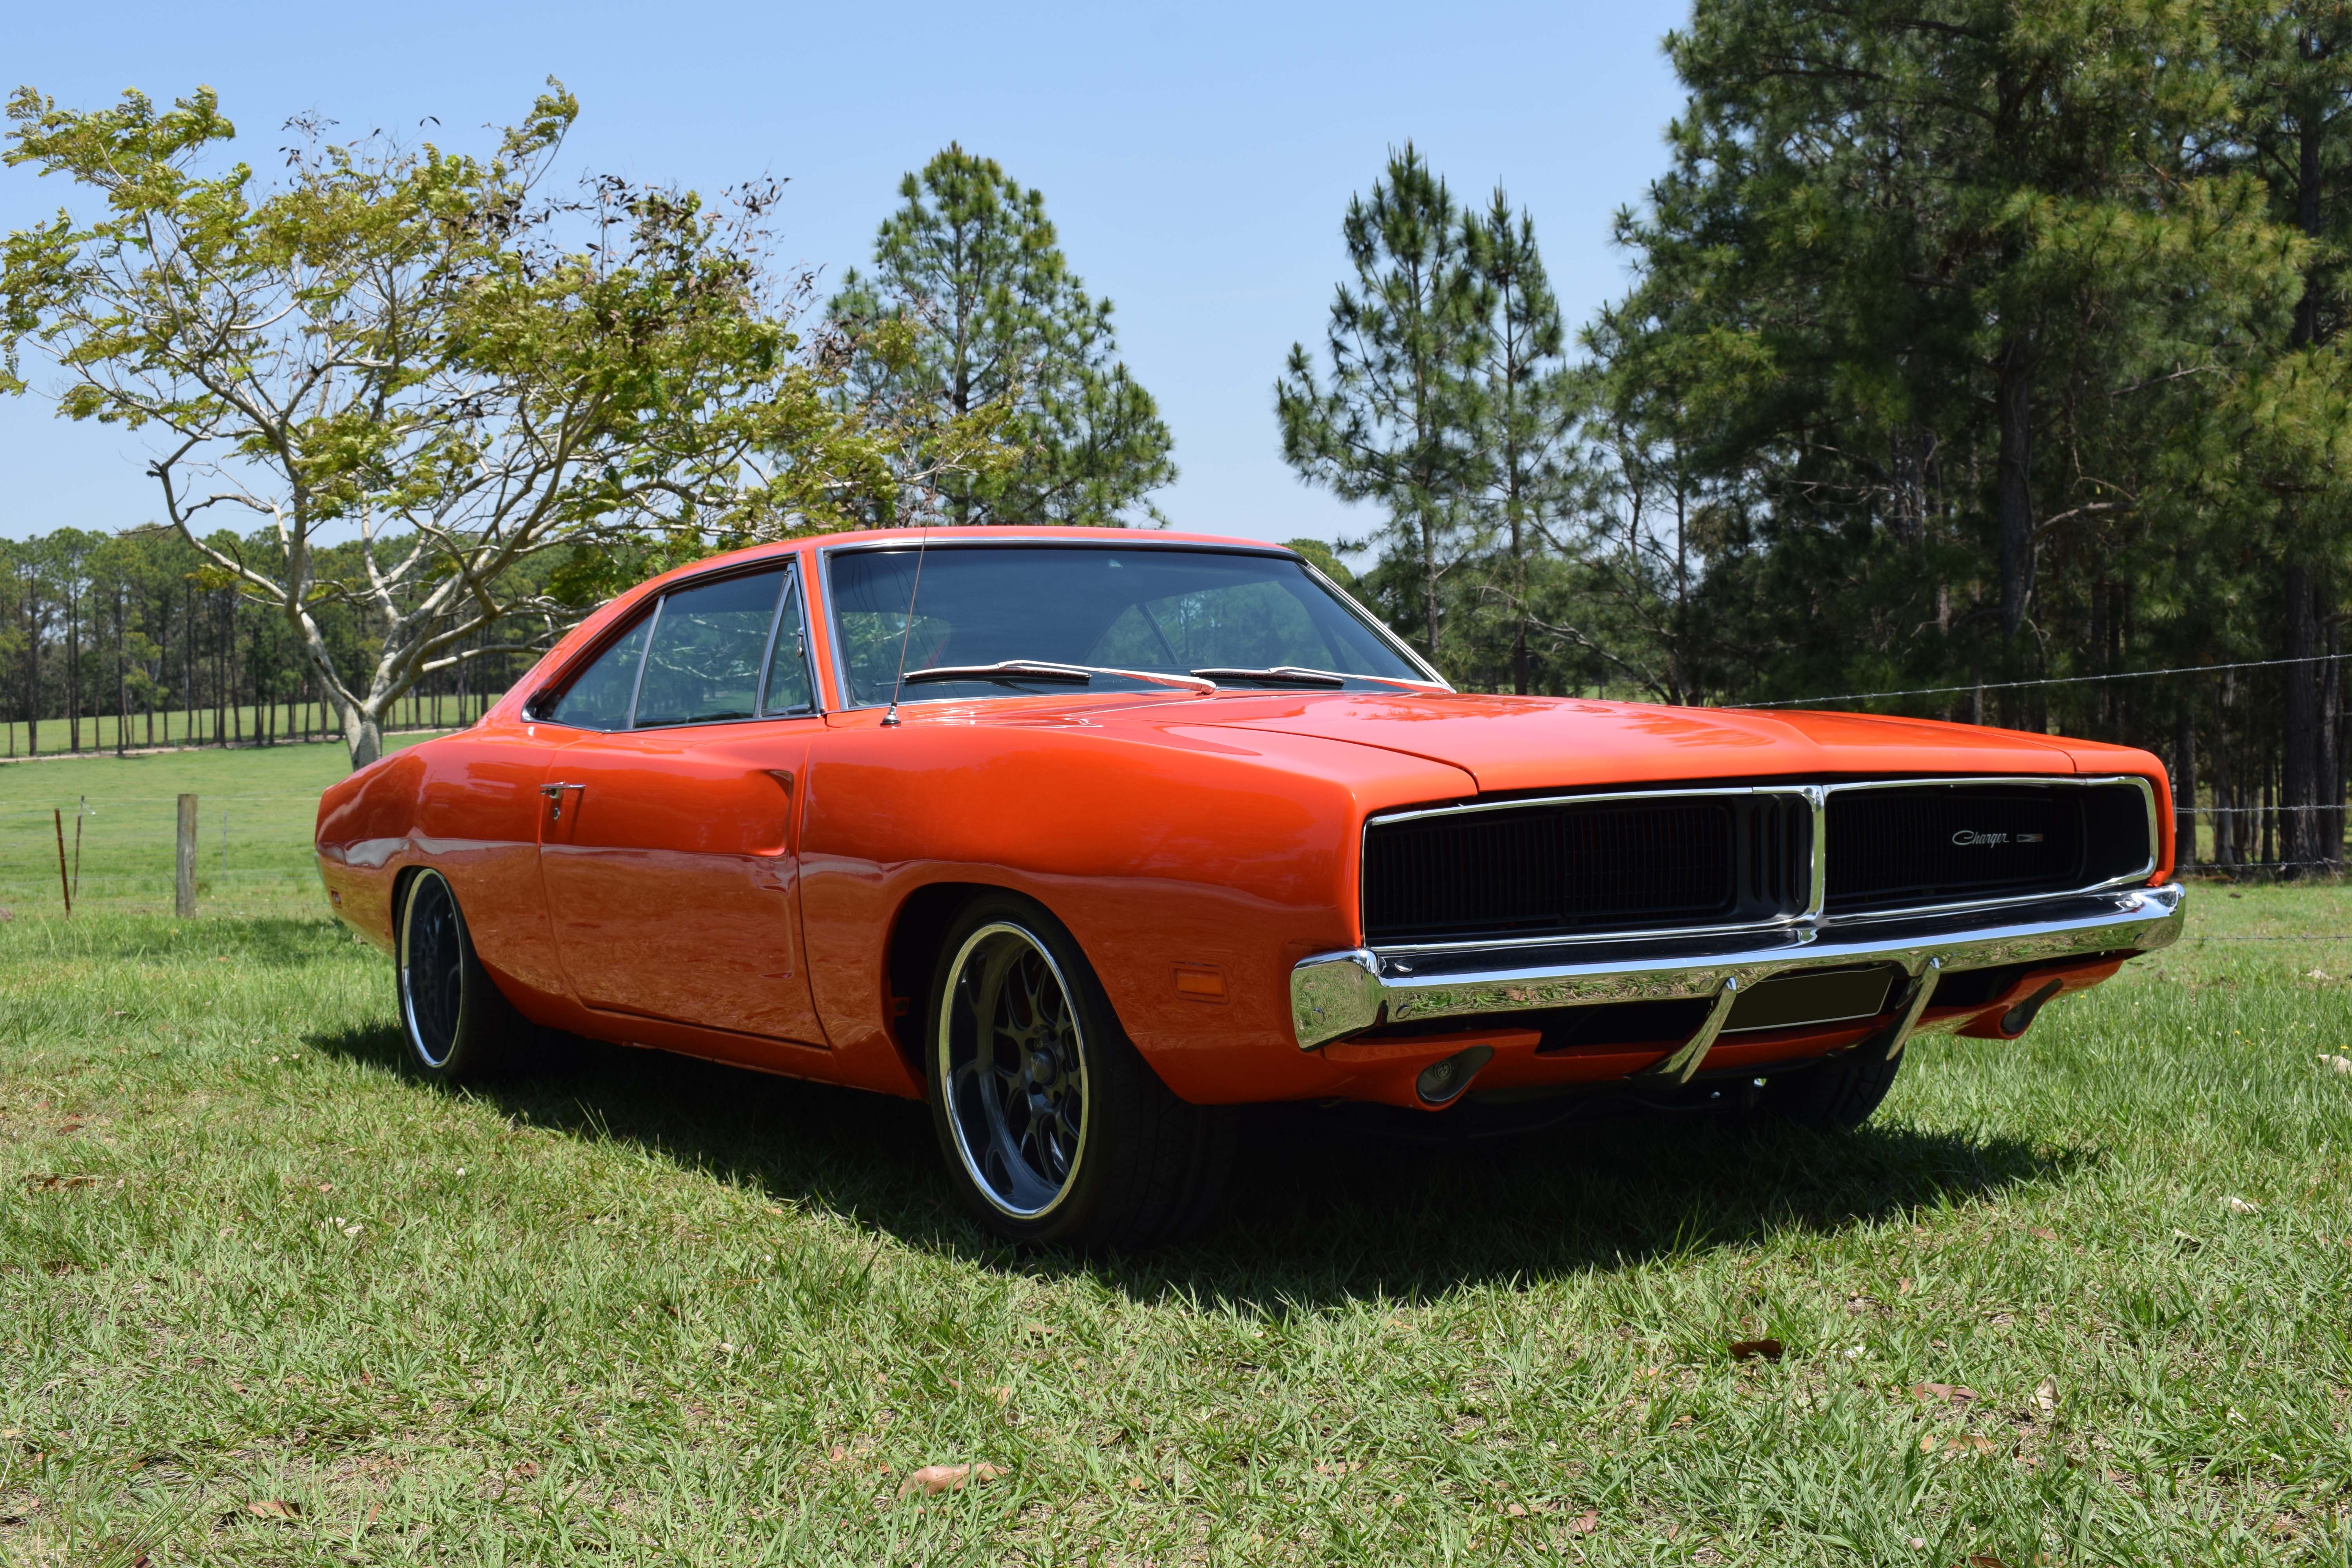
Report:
1362,793,1811,945
1824,782,2150,914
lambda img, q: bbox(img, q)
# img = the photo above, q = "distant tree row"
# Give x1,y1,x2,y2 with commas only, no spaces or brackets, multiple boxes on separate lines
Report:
0,526,573,757
1281,3,2352,869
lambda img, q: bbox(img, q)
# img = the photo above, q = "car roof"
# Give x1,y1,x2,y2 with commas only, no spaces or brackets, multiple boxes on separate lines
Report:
607,534,1308,621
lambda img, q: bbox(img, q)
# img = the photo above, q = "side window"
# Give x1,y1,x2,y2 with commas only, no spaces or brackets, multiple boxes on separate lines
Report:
761,575,815,714
547,618,650,730
632,569,785,728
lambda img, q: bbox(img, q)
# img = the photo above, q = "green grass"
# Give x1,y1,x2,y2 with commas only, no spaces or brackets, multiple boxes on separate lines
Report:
0,735,449,919
4,752,2352,1563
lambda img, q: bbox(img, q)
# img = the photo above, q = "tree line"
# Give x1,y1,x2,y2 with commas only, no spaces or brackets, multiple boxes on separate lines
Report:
1279,1,2352,871
0,526,558,757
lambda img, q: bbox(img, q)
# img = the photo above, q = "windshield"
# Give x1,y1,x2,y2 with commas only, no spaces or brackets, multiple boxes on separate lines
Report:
826,545,1429,706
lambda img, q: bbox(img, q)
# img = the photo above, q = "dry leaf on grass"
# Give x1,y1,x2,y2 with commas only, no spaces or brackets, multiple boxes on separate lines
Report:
2028,1226,2060,1243
899,1461,1004,1498
2320,1054,2352,1074
2225,1196,2261,1214
1927,1434,2001,1455
1728,1338,1783,1361
1913,1381,1978,1406
244,1499,301,1521
1506,1502,1528,1517
2034,1377,2057,1416
1570,1510,1599,1535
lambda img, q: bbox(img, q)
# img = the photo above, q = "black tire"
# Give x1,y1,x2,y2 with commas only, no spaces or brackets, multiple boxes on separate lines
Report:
923,892,1234,1249
1759,1042,1906,1132
396,868,527,1081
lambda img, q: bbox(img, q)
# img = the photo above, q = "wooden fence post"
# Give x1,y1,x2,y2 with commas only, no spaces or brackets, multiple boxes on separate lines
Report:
53,808,71,918
176,794,197,918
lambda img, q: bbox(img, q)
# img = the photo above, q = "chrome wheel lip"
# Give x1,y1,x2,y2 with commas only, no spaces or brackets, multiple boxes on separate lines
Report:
398,871,465,1070
936,920,1091,1223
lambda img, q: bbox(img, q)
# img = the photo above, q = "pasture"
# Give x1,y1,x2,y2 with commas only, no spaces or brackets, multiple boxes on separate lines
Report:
4,745,2352,1564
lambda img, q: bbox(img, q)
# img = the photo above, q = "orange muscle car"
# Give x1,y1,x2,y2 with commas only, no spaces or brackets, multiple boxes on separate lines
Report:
316,529,2185,1246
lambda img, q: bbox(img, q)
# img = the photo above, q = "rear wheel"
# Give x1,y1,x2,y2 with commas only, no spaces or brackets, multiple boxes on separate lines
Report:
396,869,526,1081
1759,1042,1906,1132
924,893,1233,1249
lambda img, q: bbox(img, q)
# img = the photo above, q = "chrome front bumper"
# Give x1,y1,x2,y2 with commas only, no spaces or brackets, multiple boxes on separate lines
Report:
1290,882,2186,1050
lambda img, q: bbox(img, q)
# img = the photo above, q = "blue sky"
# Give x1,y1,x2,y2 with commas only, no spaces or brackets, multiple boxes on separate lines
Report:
0,0,1688,553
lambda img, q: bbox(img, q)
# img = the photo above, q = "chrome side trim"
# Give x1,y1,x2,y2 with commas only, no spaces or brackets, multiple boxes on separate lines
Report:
1292,882,2183,1049
1646,976,1740,1083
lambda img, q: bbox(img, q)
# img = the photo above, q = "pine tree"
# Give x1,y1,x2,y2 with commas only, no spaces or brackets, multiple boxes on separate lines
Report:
2215,4,2352,868
1464,191,1572,693
830,145,1175,528
1277,145,1490,661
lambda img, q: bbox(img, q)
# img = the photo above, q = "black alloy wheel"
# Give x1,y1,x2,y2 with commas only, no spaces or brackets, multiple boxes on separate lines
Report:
396,869,524,1080
924,892,1234,1249
938,920,1092,1220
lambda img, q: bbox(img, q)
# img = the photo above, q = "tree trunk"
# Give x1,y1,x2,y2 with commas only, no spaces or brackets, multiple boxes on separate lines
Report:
1994,334,2036,641
113,589,127,756
345,704,384,769
1421,503,1440,663
66,590,80,753
2283,560,2321,873
2173,699,2197,873
2328,613,2345,867
22,584,36,757
2214,674,2237,869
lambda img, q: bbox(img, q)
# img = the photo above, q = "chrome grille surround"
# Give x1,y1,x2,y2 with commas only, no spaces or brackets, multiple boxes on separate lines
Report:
1298,775,2170,1051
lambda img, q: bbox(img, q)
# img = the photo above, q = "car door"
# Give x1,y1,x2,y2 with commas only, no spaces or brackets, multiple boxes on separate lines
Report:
536,562,828,1046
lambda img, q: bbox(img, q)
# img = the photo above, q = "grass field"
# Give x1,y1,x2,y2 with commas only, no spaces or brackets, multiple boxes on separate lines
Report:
5,748,2352,1564
0,734,451,919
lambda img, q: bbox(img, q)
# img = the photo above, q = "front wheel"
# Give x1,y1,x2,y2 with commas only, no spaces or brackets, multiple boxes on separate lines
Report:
396,868,526,1081
924,893,1233,1249
1758,1042,1906,1131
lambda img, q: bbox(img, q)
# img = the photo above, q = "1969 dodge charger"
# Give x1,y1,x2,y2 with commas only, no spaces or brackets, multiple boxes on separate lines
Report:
316,529,2186,1246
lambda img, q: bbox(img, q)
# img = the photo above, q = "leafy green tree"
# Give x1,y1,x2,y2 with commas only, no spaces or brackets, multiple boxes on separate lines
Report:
2,82,887,768
829,145,1175,528
1278,145,1491,662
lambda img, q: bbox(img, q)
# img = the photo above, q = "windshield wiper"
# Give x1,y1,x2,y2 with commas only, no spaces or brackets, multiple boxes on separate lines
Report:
1189,666,1346,688
901,660,1216,693
1190,665,1441,691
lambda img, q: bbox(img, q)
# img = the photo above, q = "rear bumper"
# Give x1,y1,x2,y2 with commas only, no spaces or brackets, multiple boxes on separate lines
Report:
1290,882,2186,1049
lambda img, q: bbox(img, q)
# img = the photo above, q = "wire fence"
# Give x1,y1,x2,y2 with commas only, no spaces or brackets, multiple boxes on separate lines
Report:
1736,651,2352,710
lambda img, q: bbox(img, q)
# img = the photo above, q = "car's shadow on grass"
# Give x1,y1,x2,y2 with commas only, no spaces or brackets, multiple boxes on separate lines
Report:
309,1023,2084,1308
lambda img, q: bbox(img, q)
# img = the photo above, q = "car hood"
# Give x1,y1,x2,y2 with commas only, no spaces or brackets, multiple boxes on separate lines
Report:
1180,691,2113,794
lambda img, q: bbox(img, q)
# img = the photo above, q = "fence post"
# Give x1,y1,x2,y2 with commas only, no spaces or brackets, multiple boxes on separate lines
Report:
53,808,71,918
176,793,197,918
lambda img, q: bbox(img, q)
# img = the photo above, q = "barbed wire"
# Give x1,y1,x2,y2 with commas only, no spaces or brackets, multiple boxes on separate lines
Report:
1738,651,2349,710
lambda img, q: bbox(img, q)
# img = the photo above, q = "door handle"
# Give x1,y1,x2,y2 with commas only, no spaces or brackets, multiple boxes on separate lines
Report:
540,781,584,822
